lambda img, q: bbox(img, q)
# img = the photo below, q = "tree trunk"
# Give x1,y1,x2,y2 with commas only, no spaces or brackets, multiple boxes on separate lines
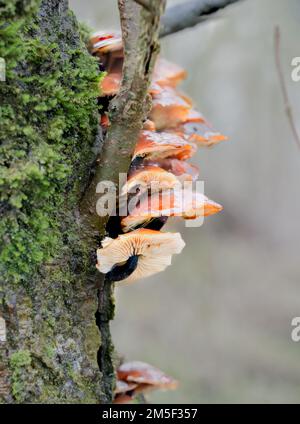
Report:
0,0,109,403
1,0,165,404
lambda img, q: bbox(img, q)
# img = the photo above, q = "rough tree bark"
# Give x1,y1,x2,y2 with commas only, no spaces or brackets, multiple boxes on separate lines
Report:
0,0,165,404
0,0,104,403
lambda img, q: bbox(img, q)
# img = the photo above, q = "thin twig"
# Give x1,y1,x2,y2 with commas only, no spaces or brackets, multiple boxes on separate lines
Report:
81,0,166,237
274,25,300,149
160,0,242,38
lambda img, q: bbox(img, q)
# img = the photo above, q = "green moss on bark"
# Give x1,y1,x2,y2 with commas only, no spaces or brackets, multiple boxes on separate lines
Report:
0,0,109,404
0,0,101,284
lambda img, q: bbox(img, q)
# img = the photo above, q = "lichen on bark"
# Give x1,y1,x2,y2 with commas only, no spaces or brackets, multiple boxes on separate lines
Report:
0,0,107,403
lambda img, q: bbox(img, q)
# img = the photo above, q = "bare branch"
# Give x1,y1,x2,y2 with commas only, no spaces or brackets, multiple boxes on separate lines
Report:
274,25,300,150
160,0,242,38
80,0,166,402
81,0,166,237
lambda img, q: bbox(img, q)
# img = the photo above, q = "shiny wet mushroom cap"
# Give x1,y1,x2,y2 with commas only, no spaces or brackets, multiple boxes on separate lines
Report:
114,361,178,404
89,31,123,55
117,361,178,390
168,121,228,148
149,87,192,131
121,190,223,232
96,229,185,284
150,58,187,93
115,379,138,395
143,158,199,182
142,119,156,131
122,165,181,197
99,72,121,96
133,130,196,161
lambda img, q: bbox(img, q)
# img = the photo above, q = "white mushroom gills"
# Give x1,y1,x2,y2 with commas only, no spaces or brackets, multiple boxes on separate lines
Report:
96,229,185,284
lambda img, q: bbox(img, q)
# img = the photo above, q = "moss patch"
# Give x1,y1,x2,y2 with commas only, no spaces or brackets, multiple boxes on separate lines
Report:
9,349,32,402
0,0,102,284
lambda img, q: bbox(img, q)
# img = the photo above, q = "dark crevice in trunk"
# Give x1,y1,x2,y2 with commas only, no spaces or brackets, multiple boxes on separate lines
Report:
95,278,115,404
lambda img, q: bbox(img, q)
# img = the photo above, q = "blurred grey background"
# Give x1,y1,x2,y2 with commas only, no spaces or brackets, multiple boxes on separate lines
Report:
70,0,300,403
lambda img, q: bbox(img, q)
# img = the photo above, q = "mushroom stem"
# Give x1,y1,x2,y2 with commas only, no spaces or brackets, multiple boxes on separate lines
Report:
106,255,139,282
106,215,122,239
144,216,168,231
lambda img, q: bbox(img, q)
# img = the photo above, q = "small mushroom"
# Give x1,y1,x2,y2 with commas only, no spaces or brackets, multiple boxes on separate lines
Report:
121,190,223,232
96,229,185,284
115,379,138,395
89,31,123,56
143,158,199,182
183,121,228,147
99,72,121,96
185,108,206,123
117,361,178,389
142,119,156,131
114,361,178,403
122,165,181,197
100,113,110,129
168,119,228,148
149,87,192,131
133,130,196,162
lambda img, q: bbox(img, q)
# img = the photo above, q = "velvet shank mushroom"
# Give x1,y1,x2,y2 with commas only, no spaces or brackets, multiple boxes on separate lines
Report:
96,229,185,284
149,87,192,131
114,361,178,403
121,190,223,232
133,130,196,162
170,120,228,148
89,31,123,56
122,165,182,197
100,72,121,96
150,57,187,94
142,158,199,182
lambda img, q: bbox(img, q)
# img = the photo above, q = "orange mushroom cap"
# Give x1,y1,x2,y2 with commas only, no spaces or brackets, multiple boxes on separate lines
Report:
142,119,156,131
185,121,228,146
133,130,197,161
89,31,123,55
114,361,178,404
169,121,228,147
117,361,178,390
99,72,121,96
122,165,181,197
142,158,199,182
150,58,187,94
121,190,223,232
115,380,138,395
149,87,192,131
185,108,206,123
100,113,110,129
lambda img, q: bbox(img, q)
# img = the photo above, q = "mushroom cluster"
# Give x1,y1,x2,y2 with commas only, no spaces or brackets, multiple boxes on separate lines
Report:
90,31,226,286
89,31,227,402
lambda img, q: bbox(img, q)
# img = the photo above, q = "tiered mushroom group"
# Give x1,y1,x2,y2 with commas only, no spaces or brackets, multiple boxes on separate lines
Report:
89,31,228,402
